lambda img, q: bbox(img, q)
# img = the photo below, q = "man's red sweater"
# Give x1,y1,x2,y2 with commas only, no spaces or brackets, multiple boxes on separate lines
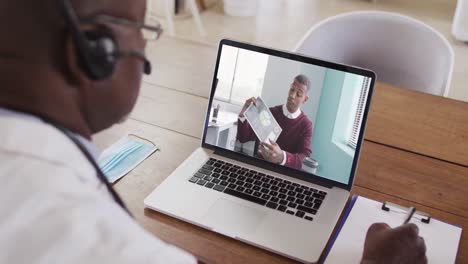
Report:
237,105,313,169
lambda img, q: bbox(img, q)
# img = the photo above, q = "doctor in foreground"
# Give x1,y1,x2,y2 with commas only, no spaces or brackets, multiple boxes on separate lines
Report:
0,0,427,263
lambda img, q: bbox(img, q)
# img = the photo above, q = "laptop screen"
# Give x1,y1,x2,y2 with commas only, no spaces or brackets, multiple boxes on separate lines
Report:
203,40,374,188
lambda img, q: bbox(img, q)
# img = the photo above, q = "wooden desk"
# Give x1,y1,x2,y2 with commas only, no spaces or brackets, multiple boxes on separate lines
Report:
366,83,468,166
95,82,468,263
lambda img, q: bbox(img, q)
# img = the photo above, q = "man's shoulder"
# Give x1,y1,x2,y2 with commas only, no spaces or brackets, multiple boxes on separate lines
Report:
270,105,283,112
299,112,313,128
0,116,96,178
270,105,285,118
0,117,102,193
0,149,196,264
0,150,95,191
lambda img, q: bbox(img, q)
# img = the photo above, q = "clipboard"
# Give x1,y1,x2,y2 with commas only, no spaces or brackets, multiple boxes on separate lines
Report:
323,195,462,264
381,201,431,224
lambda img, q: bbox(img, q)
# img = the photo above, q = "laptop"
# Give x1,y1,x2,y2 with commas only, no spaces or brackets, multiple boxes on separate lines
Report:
144,39,376,263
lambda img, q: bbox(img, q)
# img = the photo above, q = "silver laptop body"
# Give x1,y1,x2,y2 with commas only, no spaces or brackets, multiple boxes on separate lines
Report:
145,39,376,263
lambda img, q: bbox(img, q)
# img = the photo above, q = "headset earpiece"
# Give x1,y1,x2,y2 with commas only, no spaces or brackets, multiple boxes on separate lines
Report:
59,0,118,80
59,0,152,79
82,28,118,80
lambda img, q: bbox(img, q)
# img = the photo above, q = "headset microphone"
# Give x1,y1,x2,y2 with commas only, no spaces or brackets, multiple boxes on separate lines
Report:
114,50,152,75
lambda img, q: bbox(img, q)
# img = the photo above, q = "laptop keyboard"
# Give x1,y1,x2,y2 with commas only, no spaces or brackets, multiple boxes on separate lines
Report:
188,158,327,222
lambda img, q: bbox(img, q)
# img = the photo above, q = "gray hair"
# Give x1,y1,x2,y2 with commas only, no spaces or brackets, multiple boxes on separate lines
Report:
294,74,311,92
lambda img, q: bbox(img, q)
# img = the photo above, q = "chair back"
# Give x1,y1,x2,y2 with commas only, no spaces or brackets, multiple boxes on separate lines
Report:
295,11,454,96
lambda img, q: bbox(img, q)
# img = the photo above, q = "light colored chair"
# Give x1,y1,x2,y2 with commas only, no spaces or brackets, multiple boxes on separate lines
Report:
294,11,454,97
147,0,206,37
453,0,468,42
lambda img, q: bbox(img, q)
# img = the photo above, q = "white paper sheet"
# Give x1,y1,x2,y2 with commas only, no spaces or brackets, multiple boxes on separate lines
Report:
325,196,462,264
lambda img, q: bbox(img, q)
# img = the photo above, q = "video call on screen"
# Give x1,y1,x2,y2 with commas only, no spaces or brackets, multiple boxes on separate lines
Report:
205,45,371,185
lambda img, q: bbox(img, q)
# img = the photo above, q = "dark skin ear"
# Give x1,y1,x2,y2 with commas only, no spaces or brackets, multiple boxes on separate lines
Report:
64,34,90,86
63,24,103,86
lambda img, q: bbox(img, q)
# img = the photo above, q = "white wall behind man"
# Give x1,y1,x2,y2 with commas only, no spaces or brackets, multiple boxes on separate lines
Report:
300,64,325,124
261,56,325,123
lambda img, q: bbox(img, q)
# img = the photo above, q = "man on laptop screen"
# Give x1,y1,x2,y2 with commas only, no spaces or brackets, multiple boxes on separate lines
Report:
208,44,369,184
237,75,313,170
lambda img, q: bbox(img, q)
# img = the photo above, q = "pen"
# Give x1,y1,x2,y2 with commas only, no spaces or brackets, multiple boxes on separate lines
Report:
403,207,416,224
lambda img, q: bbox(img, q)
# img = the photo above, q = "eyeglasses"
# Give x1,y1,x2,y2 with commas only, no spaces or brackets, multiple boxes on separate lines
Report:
83,14,163,41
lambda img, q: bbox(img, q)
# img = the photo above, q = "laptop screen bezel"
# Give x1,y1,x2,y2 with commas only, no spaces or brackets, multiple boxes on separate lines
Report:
201,39,376,191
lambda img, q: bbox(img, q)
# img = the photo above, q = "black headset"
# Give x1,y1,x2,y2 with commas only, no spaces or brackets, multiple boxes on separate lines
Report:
58,0,151,80
59,0,118,80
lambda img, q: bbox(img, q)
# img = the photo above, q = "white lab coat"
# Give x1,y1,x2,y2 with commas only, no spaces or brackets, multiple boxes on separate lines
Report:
0,115,196,264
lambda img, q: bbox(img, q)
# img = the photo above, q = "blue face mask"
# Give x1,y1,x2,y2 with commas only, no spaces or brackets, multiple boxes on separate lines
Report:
98,135,158,183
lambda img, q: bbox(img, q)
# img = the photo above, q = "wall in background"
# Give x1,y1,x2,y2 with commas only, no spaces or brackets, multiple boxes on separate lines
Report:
311,69,354,184
261,56,325,124
261,55,300,107
300,64,325,124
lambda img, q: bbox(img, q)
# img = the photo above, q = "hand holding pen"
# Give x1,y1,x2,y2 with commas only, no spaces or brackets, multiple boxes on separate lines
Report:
361,207,427,264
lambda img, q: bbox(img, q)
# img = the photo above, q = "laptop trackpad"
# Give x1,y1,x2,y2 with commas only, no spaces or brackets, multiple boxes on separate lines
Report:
202,198,266,236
